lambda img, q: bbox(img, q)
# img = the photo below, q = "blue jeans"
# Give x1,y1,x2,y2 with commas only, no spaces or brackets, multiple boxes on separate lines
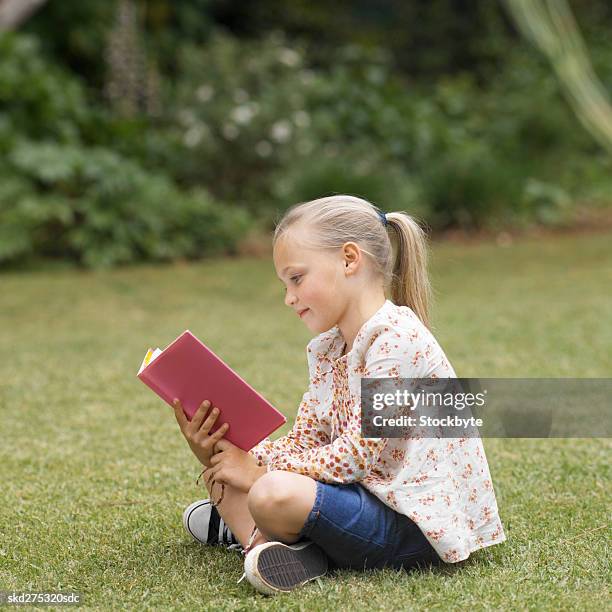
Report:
296,480,443,571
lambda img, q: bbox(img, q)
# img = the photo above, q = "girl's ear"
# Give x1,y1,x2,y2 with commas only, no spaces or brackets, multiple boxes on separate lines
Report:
342,241,359,258
342,242,361,274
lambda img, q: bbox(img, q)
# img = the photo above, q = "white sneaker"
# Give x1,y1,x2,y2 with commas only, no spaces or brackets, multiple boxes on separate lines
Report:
182,499,243,553
243,541,328,595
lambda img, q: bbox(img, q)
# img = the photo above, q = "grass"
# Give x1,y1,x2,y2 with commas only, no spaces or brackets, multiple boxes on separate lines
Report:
0,231,610,610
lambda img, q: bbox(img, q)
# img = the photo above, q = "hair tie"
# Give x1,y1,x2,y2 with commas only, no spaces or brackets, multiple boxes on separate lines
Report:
377,209,388,227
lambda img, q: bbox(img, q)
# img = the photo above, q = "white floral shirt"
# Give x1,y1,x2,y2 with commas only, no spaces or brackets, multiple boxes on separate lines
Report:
249,299,506,563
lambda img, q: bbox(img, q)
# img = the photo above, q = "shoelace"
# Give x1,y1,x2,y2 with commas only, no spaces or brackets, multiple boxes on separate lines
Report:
223,524,242,549
236,524,261,584
221,523,232,544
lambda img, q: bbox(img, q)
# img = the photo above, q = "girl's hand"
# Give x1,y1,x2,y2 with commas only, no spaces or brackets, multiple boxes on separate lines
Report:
203,438,267,493
172,398,229,468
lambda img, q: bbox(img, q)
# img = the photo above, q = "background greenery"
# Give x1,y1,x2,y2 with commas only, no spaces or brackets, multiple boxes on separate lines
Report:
1,0,611,269
0,232,610,608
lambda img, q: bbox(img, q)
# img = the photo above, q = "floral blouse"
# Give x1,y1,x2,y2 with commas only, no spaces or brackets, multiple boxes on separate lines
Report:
249,299,506,563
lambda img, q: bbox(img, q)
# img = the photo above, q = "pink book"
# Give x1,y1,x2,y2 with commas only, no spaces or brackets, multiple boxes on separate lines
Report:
137,330,286,451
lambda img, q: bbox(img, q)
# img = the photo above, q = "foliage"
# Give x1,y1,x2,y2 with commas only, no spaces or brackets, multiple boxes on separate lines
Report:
0,33,250,270
157,32,314,207
24,0,215,91
157,30,610,229
2,0,612,269
0,34,89,144
0,140,251,269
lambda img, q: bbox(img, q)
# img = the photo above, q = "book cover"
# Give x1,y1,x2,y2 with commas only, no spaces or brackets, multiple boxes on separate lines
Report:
137,330,286,451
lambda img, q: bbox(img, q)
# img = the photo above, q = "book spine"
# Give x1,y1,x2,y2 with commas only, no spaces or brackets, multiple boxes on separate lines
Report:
138,371,172,407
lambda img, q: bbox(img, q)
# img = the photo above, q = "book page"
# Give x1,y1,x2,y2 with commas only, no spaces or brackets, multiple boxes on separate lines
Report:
138,347,163,375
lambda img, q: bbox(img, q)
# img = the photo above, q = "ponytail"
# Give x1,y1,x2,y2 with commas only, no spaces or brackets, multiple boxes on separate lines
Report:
386,213,432,330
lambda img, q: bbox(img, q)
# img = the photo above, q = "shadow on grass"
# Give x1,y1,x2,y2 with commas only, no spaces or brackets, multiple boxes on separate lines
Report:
175,537,473,585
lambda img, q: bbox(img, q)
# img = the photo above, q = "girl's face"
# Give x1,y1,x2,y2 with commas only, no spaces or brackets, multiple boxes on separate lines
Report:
274,231,350,334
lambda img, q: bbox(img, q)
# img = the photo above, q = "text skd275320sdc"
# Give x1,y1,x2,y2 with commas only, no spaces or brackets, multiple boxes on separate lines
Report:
0,591,82,606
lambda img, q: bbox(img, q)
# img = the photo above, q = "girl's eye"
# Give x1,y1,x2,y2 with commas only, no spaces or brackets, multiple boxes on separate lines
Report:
282,275,302,292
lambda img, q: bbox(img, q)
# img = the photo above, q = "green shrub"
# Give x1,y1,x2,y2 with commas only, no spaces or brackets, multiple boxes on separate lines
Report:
160,31,316,206
2,26,610,269
420,145,524,230
0,32,253,269
0,141,251,269
0,34,89,144
270,148,426,220
108,30,610,232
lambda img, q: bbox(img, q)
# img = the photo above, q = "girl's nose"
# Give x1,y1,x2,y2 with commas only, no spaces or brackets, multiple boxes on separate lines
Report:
285,291,297,307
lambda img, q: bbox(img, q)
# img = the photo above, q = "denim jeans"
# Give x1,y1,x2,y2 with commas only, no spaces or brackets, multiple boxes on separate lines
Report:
296,480,443,571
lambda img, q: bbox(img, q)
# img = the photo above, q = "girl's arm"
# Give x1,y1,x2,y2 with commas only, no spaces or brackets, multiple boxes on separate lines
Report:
262,326,430,483
263,426,386,483
248,389,330,467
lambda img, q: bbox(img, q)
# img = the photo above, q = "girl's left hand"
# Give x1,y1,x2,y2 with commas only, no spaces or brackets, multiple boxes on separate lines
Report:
203,439,266,494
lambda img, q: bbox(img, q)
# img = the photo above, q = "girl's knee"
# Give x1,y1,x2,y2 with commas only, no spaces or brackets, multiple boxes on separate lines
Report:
247,470,315,520
247,470,293,516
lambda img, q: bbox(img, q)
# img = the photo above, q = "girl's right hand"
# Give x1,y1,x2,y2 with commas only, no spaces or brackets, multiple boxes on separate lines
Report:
172,398,230,468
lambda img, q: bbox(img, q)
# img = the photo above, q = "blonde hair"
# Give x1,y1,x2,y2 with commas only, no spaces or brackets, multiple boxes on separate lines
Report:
273,195,433,329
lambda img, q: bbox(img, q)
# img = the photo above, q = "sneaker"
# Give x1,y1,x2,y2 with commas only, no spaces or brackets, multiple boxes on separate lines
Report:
243,541,328,595
182,499,243,553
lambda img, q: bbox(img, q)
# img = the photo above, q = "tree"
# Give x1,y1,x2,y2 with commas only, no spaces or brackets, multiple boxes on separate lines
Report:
503,0,612,154
0,0,48,30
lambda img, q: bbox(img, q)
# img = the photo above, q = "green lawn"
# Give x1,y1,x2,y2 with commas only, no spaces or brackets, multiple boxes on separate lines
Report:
1,231,610,610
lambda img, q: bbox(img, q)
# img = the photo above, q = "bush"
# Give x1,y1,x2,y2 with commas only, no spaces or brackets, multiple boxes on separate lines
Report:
0,32,253,269
158,31,315,207
0,141,251,269
0,34,89,145
2,26,610,270
160,35,426,220
161,32,608,230
270,148,426,220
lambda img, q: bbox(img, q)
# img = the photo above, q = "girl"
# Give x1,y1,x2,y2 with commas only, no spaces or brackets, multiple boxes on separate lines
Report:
174,195,506,595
